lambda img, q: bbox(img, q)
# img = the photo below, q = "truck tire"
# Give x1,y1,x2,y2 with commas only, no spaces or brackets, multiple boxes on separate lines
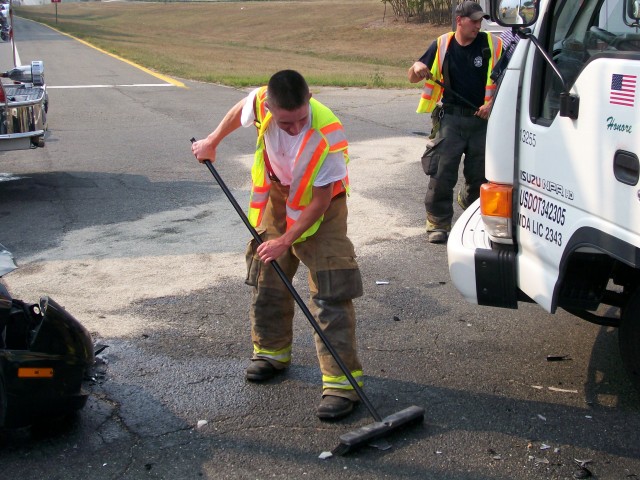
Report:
619,287,640,392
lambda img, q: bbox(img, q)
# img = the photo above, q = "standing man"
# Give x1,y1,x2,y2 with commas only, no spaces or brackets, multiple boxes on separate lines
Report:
191,70,364,420
408,1,502,244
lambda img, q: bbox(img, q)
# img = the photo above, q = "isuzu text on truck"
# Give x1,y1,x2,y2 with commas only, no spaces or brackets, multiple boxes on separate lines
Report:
447,0,640,390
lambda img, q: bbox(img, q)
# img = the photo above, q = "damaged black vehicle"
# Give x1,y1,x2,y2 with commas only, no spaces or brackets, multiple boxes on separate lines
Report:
0,244,94,428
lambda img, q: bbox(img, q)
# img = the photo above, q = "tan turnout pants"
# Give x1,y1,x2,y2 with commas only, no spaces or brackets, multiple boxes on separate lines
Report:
244,181,363,400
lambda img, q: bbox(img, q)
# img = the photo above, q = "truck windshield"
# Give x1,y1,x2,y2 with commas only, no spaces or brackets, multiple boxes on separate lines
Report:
539,0,640,120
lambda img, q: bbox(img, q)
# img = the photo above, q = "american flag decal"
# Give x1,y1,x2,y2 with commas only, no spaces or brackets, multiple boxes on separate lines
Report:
610,73,637,107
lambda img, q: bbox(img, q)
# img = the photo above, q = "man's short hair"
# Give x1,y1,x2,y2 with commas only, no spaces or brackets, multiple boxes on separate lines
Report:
267,70,310,111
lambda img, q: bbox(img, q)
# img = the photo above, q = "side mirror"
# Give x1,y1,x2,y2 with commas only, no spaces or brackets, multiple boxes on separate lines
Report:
491,0,538,27
1,61,45,86
627,0,640,19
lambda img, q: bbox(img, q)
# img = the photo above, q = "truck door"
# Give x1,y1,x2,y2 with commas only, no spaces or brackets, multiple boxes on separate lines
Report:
515,0,640,311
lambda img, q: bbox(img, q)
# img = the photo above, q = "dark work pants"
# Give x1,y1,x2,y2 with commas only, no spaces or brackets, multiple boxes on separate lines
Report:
422,111,488,231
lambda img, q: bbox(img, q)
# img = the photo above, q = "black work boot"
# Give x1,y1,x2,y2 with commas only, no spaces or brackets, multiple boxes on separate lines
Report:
316,395,356,420
245,359,279,382
427,230,448,244
426,219,450,244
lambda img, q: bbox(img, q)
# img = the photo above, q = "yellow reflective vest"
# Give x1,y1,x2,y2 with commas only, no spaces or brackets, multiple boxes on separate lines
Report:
417,32,503,114
248,86,350,243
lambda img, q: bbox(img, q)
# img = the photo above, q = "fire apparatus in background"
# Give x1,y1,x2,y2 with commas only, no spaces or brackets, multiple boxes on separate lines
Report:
447,0,640,390
0,0,47,151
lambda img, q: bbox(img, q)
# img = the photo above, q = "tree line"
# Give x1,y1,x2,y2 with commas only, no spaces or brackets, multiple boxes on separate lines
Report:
383,0,455,24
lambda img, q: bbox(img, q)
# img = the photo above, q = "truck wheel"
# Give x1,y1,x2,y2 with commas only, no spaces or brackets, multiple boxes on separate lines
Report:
619,287,640,392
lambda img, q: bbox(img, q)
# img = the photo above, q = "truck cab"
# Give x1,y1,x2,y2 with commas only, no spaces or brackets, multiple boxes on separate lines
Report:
447,0,640,390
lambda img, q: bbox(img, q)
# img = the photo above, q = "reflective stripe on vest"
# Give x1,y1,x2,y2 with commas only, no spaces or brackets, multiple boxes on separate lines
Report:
253,344,292,364
322,370,364,391
248,181,270,228
416,32,502,114
320,121,348,152
417,32,453,114
248,86,272,228
253,86,268,129
289,130,328,210
248,92,350,243
484,34,503,103
285,129,329,234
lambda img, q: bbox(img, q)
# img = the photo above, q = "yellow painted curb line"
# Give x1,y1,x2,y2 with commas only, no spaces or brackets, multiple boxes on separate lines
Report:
22,17,186,88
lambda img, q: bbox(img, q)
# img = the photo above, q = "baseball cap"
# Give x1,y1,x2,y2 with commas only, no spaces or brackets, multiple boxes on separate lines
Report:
455,1,490,20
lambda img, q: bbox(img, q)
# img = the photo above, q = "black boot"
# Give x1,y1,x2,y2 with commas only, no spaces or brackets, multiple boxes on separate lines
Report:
316,395,356,420
245,359,279,382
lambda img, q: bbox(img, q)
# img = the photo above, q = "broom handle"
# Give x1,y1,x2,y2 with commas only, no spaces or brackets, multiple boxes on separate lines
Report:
193,145,382,422
432,77,479,111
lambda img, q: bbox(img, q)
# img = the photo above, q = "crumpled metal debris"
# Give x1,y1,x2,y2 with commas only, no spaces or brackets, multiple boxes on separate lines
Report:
573,466,592,479
546,354,571,361
548,386,579,394
573,458,593,479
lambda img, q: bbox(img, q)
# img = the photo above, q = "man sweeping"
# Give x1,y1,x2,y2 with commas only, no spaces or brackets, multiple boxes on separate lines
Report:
191,70,364,420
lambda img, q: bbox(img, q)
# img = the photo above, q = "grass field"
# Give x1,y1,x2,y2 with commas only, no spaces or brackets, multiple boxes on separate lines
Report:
14,0,449,87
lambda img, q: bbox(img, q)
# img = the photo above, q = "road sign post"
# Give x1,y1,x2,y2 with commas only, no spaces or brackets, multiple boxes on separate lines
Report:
51,0,60,23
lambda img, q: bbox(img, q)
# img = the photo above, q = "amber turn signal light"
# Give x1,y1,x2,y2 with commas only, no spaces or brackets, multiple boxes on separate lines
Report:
18,368,54,378
480,183,512,218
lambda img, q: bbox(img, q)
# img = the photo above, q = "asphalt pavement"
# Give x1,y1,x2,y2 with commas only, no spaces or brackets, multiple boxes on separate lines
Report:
0,15,639,480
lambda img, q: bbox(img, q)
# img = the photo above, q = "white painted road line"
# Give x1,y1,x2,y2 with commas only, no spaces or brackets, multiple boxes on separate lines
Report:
47,84,176,89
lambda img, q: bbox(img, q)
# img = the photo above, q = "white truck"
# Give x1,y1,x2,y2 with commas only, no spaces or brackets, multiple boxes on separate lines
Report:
447,0,640,390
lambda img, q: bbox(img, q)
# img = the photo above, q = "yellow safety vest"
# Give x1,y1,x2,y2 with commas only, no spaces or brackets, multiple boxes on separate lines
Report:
417,32,503,113
248,86,350,243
